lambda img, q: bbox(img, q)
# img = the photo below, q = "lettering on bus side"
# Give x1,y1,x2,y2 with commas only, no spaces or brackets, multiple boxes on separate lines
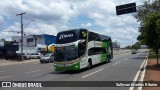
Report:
59,34,73,40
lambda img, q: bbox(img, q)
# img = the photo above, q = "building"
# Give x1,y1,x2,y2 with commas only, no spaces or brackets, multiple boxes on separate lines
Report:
0,40,4,46
12,34,56,54
112,42,120,50
0,41,19,59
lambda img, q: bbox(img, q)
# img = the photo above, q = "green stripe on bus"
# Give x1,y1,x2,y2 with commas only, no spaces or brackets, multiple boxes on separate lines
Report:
100,54,107,62
54,62,80,71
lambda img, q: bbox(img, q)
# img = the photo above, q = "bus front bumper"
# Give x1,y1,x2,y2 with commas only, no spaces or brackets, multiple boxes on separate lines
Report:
54,62,80,71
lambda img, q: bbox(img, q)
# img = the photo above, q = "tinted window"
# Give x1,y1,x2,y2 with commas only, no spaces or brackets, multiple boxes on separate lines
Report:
88,32,101,41
56,30,79,44
78,42,86,57
88,48,106,55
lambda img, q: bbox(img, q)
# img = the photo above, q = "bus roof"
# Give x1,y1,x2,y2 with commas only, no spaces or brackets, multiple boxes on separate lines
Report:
57,28,111,39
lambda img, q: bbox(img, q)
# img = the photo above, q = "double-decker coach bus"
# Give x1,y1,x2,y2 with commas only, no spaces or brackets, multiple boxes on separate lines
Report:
54,29,113,71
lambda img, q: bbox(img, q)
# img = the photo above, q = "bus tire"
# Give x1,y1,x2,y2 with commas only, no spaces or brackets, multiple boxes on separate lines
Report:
108,55,111,62
87,59,92,69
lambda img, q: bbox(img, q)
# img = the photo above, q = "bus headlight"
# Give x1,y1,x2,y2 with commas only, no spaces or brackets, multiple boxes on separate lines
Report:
76,66,78,68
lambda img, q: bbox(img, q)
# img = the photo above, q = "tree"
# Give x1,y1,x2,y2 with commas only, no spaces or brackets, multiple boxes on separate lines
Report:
134,0,160,25
134,0,160,64
124,45,132,49
144,12,160,64
132,42,141,49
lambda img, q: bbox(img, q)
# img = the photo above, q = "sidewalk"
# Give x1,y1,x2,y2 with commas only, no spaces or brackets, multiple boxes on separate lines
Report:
0,59,38,67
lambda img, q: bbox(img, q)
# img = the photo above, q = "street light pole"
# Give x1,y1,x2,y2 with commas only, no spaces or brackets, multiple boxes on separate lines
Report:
16,12,26,61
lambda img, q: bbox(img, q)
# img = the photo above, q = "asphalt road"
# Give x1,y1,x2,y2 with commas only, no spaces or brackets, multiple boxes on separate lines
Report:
0,49,148,90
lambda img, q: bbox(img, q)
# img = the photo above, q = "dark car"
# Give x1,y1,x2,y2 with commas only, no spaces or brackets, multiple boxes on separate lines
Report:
132,49,137,54
40,53,54,63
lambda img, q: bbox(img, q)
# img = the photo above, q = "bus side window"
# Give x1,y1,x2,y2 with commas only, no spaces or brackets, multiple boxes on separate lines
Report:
88,48,106,56
88,48,93,55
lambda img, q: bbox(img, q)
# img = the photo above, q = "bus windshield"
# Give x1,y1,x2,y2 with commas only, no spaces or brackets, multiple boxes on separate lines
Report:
56,30,79,44
54,45,78,62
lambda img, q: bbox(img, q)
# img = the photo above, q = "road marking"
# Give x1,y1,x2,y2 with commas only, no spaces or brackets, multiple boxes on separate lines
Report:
137,53,148,90
0,76,10,79
129,51,148,90
81,68,104,78
120,54,124,56
124,58,128,61
112,61,122,65
25,70,41,74
50,67,54,69
0,71,5,72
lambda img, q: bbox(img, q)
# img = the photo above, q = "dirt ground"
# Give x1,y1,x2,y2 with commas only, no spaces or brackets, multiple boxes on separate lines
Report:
143,59,160,90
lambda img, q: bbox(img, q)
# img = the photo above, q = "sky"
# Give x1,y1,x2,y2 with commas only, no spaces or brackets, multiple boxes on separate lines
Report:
0,0,148,47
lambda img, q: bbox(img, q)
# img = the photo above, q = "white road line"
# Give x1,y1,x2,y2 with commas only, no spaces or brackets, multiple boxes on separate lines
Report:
81,68,104,78
137,53,148,90
124,58,128,61
112,61,122,65
120,54,124,56
25,70,41,74
0,76,10,79
50,67,54,69
0,71,5,72
129,52,148,90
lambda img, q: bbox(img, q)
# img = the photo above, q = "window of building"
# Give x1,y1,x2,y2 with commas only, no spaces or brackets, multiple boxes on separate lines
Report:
27,38,33,42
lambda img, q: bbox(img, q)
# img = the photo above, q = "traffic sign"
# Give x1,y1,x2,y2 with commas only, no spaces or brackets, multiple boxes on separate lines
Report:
116,2,137,15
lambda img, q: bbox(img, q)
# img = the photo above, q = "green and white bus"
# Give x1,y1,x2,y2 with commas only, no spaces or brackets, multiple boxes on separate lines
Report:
54,29,113,71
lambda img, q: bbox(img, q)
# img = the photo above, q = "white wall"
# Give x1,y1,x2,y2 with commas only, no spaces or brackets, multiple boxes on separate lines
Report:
0,40,4,46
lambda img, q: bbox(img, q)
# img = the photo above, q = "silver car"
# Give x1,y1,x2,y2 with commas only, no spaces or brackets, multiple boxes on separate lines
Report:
40,53,54,63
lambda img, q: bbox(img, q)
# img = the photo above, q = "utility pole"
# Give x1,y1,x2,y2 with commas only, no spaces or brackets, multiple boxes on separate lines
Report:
16,12,26,61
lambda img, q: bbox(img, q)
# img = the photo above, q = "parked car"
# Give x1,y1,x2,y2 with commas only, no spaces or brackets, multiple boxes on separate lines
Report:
14,53,28,60
40,53,54,63
27,53,40,59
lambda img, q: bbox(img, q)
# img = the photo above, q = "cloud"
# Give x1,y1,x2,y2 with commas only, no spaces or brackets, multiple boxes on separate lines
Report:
25,22,58,35
81,23,92,27
0,16,4,24
69,0,145,47
0,0,147,47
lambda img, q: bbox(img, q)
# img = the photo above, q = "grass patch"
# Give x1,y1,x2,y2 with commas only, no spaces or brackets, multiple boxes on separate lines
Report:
148,50,160,59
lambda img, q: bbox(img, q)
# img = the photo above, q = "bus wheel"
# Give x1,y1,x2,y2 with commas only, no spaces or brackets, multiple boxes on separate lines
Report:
108,55,111,62
87,60,92,69
106,55,109,63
